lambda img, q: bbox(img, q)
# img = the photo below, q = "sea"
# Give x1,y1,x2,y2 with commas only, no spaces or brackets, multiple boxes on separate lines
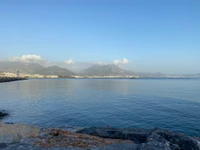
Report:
0,78,200,136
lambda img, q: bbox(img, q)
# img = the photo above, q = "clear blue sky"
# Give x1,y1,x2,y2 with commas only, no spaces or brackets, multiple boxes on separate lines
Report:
0,0,199,73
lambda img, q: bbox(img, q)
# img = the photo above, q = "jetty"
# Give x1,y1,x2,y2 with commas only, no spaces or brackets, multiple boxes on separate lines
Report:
0,77,27,83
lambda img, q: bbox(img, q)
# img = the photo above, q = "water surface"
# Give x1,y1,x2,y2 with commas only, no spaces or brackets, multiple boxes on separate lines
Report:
0,78,200,136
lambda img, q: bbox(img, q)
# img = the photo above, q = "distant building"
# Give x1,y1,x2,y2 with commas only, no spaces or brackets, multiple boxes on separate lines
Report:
0,72,5,77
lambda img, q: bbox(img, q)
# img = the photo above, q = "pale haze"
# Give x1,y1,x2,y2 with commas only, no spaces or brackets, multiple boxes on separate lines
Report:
0,0,199,74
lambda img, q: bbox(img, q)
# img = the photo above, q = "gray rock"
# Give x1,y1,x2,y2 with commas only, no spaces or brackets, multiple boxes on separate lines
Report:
0,123,40,143
77,127,200,150
92,143,137,150
151,128,200,150
77,127,150,143
0,111,8,118
0,134,21,143
1,123,200,150
138,141,174,150
0,143,7,149
4,143,44,150
145,133,180,150
20,138,40,145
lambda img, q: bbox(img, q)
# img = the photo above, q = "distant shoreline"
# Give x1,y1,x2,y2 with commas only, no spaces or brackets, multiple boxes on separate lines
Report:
1,77,199,82
27,77,200,79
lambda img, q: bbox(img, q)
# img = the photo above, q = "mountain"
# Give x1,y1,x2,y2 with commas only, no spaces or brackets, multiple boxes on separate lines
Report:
0,61,44,74
80,64,133,76
34,65,76,76
0,61,76,76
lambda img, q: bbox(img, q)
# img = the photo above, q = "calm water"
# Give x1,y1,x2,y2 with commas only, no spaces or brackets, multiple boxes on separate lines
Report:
0,79,200,136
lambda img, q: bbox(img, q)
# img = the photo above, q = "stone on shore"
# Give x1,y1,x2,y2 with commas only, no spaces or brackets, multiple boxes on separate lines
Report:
0,123,40,143
77,127,149,144
77,127,200,150
0,122,200,150
34,128,133,148
0,111,8,118
0,123,134,149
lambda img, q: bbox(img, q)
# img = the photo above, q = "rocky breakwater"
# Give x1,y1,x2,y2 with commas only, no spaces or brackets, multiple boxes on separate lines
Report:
77,127,200,150
0,122,199,150
0,123,133,150
0,77,27,83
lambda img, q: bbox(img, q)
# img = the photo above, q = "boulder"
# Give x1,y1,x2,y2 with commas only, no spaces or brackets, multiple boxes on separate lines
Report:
92,142,137,150
77,127,150,144
0,111,8,118
77,127,200,150
145,132,180,150
150,128,200,150
0,123,199,150
0,143,7,149
0,123,40,143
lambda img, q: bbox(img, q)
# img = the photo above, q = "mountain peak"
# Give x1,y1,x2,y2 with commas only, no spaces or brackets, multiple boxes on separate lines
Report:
80,64,132,76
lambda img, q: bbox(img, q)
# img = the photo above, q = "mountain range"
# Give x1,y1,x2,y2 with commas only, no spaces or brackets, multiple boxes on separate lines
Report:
0,61,199,77
34,66,75,76
0,62,76,76
0,61,135,76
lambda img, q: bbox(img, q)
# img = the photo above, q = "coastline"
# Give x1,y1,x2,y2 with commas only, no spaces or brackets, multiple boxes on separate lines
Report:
0,121,199,150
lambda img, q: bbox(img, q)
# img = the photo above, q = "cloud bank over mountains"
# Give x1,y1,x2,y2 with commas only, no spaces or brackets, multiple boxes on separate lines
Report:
93,58,129,66
64,59,75,64
10,54,44,63
113,58,129,65
5,54,129,72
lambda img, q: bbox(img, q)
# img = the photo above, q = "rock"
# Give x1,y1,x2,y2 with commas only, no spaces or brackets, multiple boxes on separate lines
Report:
92,142,137,150
145,132,180,150
77,127,150,143
77,127,200,150
151,128,200,150
0,123,40,143
0,143,8,149
35,128,133,148
0,111,8,118
20,138,40,145
3,143,46,150
137,141,176,150
0,134,21,143
0,123,199,150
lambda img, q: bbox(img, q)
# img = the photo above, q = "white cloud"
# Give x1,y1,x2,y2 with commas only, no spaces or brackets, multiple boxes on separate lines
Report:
113,58,129,65
64,59,74,64
10,54,43,63
93,61,105,65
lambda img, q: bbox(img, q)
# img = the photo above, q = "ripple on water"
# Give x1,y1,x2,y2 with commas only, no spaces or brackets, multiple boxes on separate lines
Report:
0,78,200,136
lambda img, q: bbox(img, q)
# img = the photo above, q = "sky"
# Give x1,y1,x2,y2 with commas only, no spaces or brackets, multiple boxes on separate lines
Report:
0,0,200,74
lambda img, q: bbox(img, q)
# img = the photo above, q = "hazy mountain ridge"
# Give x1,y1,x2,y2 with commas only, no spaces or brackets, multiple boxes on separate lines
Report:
0,61,44,74
0,61,199,77
34,65,76,76
80,64,133,76
0,61,76,76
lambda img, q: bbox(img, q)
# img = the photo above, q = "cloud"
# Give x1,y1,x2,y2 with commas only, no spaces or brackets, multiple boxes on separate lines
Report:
10,54,44,63
113,58,129,65
93,61,105,65
64,59,74,64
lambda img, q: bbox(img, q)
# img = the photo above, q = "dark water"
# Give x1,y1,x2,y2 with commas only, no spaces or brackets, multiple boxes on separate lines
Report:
0,79,200,136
